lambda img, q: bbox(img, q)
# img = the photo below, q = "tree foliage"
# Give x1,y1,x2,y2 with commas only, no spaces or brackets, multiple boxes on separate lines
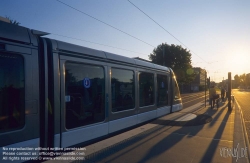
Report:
234,74,240,87
149,43,196,85
234,73,250,89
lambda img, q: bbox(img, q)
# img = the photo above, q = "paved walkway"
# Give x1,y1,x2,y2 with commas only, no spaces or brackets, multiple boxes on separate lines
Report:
53,100,249,163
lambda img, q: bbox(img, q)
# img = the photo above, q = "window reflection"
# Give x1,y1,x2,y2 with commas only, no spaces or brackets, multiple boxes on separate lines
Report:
173,78,181,104
0,54,25,133
157,74,168,107
139,72,154,107
65,62,105,129
111,68,135,112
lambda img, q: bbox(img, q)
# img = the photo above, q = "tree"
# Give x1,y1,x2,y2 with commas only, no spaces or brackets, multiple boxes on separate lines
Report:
234,74,240,88
234,73,250,89
148,43,196,85
5,16,20,25
240,74,247,88
246,74,250,88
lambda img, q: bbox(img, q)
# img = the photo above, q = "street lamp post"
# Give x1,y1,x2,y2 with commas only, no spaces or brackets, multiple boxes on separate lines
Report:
228,72,232,111
205,71,207,107
162,43,165,66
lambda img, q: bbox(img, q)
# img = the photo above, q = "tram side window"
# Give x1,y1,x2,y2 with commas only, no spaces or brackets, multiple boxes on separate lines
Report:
65,62,105,129
0,53,25,133
139,72,154,107
111,68,135,112
157,74,168,107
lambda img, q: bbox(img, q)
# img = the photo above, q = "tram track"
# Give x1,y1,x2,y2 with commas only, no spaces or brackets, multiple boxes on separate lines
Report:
181,92,207,109
183,95,205,104
181,92,204,99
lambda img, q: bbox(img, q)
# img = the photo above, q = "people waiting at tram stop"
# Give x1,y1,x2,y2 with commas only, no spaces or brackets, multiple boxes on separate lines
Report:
220,86,225,101
209,84,216,108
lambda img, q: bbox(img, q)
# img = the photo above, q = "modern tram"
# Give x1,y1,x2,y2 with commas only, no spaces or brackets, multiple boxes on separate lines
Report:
0,21,182,152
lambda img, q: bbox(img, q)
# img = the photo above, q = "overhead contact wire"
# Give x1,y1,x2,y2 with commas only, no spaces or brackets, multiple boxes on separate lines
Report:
56,0,155,48
127,0,209,64
51,33,148,55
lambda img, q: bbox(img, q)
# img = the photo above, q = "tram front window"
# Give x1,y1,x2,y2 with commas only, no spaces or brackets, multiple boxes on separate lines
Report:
173,76,181,104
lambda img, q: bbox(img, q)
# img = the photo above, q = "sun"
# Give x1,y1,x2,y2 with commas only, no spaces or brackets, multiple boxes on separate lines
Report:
227,52,249,74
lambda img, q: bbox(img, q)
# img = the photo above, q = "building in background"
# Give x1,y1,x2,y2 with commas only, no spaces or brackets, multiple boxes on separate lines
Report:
190,67,206,92
219,78,237,89
0,16,10,23
181,67,206,93
132,59,208,93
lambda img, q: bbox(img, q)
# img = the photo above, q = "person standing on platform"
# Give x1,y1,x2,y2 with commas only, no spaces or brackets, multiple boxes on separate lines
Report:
225,84,228,101
209,85,216,108
221,86,225,101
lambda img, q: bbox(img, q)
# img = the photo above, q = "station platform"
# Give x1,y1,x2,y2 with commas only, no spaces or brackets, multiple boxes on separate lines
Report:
60,100,249,163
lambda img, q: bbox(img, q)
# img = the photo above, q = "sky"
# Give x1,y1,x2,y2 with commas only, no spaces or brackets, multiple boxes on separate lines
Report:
1,0,250,82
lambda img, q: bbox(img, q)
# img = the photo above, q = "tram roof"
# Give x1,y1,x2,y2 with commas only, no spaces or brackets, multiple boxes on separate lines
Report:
55,39,170,72
0,21,169,72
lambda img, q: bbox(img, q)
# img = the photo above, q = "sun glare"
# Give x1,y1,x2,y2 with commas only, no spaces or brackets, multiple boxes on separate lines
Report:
227,52,249,74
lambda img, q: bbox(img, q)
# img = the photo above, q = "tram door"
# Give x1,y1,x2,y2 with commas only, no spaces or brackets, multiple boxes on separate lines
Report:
0,32,40,152
58,53,108,148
